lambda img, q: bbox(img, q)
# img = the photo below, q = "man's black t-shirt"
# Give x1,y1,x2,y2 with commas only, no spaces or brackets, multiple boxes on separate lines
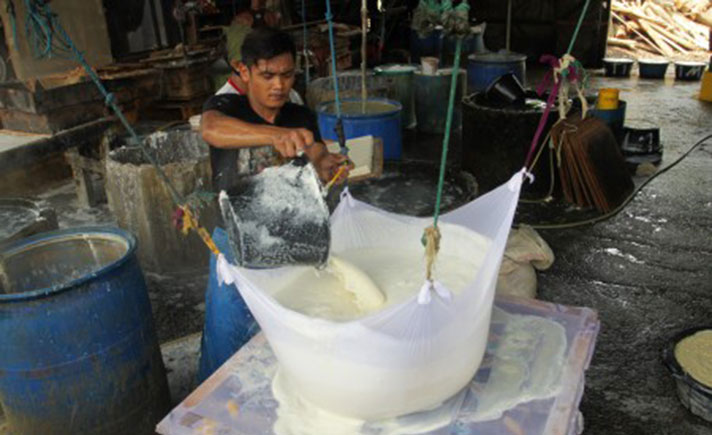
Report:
202,94,322,192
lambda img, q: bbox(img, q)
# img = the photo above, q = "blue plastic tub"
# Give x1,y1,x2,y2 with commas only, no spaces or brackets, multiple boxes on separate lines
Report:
197,227,260,382
467,52,527,92
675,61,706,81
317,98,403,160
638,59,669,79
0,227,170,434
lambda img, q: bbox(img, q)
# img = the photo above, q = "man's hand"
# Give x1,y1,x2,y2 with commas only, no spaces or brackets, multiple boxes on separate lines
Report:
271,127,315,158
313,151,354,184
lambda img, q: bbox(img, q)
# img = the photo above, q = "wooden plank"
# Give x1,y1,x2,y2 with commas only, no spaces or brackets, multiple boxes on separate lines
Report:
0,81,102,114
0,102,106,134
66,150,103,207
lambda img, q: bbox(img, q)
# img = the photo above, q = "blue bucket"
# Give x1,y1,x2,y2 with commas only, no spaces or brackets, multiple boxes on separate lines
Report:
317,98,403,160
0,227,170,434
467,52,527,92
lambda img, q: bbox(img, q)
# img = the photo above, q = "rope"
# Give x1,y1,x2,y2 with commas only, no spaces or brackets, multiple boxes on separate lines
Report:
421,0,470,284
423,37,463,282
432,38,462,228
301,0,310,85
360,0,368,112
23,0,220,255
324,0,342,119
522,0,592,170
567,0,592,55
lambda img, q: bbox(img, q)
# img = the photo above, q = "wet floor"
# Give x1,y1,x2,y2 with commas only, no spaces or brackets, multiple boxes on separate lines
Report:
533,73,712,434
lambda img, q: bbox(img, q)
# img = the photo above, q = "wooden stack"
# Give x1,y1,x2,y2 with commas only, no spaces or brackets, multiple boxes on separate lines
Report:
97,64,162,124
0,75,104,134
141,46,222,121
609,0,712,59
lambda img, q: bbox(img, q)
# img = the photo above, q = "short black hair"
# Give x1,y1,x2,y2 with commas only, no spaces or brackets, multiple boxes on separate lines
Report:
241,27,296,68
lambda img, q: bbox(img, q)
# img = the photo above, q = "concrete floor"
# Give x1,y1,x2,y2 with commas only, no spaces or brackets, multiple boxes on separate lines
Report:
2,70,711,434
531,73,712,434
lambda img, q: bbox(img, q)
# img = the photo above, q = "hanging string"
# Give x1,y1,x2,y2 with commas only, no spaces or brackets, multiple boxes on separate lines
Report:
522,0,592,170
301,0,310,85
22,0,222,256
567,0,592,55
421,0,470,284
324,0,342,119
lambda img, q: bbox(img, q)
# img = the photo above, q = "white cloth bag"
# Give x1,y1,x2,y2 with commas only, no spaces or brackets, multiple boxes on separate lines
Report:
217,171,525,420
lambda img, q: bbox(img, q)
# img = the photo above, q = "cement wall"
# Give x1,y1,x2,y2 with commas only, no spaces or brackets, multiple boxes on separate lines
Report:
105,129,217,275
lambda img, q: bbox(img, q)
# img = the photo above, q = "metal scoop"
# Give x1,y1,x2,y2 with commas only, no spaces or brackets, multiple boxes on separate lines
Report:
218,156,331,269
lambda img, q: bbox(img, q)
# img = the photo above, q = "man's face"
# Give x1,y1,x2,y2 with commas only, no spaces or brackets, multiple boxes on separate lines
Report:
240,53,295,110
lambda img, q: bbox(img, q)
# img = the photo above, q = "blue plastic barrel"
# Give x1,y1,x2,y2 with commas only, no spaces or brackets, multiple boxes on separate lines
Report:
197,227,260,383
467,52,527,92
317,98,403,160
0,227,170,434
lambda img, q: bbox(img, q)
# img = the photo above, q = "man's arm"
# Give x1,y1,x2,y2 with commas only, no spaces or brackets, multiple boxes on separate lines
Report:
201,110,315,158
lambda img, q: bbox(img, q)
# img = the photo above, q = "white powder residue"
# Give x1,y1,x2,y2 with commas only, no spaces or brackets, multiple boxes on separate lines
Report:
250,163,328,223
218,162,330,267
239,221,284,249
604,247,645,264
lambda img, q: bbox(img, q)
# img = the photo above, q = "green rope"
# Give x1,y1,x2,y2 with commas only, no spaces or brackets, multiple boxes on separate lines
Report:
432,37,462,228
566,0,592,55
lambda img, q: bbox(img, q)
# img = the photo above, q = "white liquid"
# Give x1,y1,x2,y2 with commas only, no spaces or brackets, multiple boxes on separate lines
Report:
274,247,478,322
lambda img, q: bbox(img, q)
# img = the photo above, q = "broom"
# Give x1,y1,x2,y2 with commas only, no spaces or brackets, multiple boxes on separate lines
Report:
551,116,634,213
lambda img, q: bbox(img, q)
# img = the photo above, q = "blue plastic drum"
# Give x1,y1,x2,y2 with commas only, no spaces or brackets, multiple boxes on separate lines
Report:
0,227,170,434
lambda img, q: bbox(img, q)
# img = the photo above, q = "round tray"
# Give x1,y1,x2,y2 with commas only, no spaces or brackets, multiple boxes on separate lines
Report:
662,326,712,422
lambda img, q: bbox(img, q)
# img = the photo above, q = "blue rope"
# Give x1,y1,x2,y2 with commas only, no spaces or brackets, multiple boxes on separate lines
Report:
324,0,342,119
301,0,310,85
23,0,184,205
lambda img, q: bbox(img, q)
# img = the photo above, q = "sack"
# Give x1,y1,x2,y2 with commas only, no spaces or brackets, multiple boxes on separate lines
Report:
217,171,525,420
496,225,555,299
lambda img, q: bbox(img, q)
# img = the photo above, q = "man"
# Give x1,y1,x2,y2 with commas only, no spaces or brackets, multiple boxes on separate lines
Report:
197,28,351,381
201,27,348,192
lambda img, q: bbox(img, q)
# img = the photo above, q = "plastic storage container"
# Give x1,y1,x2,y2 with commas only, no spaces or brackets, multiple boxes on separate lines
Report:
317,98,403,160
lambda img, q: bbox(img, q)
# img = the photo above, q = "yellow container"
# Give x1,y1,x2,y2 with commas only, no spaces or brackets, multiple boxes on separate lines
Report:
597,88,620,110
700,71,712,103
